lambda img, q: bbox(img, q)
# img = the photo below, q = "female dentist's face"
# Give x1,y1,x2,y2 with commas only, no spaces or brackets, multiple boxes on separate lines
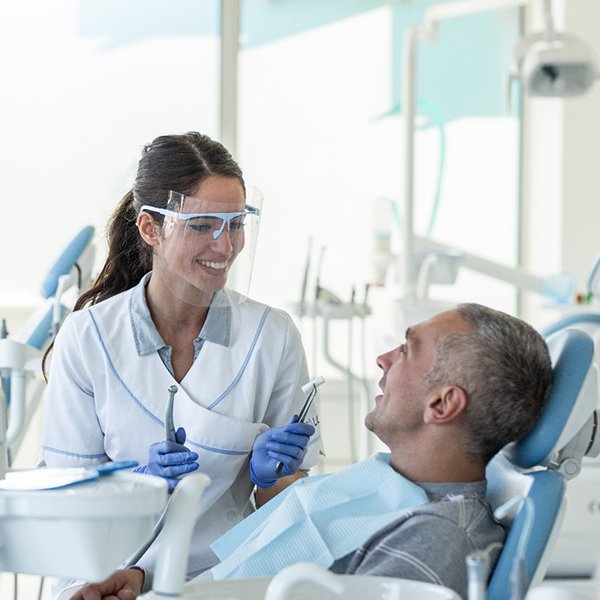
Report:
168,176,246,293
147,175,247,302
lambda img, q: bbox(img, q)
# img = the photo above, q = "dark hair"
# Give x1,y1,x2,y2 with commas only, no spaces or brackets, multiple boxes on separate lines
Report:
43,132,243,376
425,303,553,463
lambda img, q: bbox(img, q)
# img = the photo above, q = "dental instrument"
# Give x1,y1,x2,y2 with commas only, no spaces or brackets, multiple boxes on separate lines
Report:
130,384,198,491
299,376,325,421
465,542,504,600
275,376,325,476
165,385,178,443
123,384,184,568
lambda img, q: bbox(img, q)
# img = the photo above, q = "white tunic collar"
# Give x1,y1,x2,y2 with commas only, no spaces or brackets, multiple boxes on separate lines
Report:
128,271,231,357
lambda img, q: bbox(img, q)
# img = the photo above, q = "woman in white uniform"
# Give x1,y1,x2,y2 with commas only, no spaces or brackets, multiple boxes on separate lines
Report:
40,132,322,596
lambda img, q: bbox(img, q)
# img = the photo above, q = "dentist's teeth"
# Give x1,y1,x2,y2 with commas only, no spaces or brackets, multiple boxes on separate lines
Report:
199,260,227,270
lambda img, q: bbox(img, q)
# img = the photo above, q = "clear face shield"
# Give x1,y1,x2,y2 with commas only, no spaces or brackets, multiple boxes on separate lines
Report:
140,186,262,307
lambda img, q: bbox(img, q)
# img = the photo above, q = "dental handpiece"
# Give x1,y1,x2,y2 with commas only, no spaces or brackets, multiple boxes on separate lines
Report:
298,376,326,423
165,385,178,443
124,385,179,570
274,376,325,476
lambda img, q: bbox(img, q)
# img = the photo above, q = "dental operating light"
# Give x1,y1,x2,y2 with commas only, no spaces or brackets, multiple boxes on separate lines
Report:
510,0,599,98
513,33,599,97
401,0,599,300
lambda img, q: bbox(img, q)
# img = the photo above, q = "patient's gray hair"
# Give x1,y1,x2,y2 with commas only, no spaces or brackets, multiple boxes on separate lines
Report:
425,303,552,463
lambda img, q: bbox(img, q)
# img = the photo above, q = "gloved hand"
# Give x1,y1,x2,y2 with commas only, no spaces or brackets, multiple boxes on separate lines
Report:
134,427,199,493
250,416,315,488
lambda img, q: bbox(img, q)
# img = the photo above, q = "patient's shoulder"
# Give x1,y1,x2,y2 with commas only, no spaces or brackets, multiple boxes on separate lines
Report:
346,498,504,598
345,512,469,594
354,492,504,566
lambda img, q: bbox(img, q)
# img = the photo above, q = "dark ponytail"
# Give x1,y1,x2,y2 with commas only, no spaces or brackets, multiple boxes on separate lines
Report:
74,190,152,310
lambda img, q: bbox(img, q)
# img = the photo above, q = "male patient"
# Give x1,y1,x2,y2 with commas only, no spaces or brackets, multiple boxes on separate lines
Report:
72,303,552,599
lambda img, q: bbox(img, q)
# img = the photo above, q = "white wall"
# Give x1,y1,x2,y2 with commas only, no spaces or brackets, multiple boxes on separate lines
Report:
523,0,600,329
561,0,600,282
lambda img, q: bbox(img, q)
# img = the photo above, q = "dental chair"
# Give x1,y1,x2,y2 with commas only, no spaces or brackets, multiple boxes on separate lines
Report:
540,313,600,581
485,328,600,600
138,330,597,600
542,313,600,356
0,225,95,466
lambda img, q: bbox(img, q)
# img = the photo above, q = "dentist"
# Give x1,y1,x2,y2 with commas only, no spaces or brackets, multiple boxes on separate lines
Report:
40,132,321,596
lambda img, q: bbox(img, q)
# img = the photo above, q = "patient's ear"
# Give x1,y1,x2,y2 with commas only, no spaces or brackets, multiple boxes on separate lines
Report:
424,385,468,425
137,213,161,246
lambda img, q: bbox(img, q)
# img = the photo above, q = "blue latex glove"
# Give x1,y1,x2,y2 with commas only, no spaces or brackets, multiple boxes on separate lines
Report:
250,416,315,488
134,427,199,492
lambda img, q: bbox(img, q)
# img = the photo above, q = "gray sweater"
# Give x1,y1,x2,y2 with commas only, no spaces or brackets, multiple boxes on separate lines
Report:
331,480,505,599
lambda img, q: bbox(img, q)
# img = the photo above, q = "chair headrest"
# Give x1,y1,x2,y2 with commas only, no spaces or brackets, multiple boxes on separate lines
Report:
40,226,95,299
541,312,600,338
503,328,596,470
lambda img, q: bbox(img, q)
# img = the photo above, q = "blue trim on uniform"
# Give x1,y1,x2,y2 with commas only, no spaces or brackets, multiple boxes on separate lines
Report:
186,439,249,455
207,306,272,411
88,309,256,457
89,311,164,427
41,444,108,460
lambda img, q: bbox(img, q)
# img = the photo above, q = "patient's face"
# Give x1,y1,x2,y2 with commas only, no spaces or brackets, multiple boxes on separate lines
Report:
365,309,470,445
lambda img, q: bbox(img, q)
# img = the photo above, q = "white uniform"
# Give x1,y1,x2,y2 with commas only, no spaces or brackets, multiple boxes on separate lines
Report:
40,283,322,581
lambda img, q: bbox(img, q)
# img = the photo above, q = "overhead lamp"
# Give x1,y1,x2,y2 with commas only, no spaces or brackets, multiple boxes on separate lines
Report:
400,0,599,302
509,0,599,97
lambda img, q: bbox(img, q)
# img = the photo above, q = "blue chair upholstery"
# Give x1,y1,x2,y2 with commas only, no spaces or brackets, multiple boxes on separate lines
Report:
1,226,95,458
14,225,95,351
541,313,600,339
486,328,597,600
40,225,95,299
17,301,67,351
539,313,600,578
